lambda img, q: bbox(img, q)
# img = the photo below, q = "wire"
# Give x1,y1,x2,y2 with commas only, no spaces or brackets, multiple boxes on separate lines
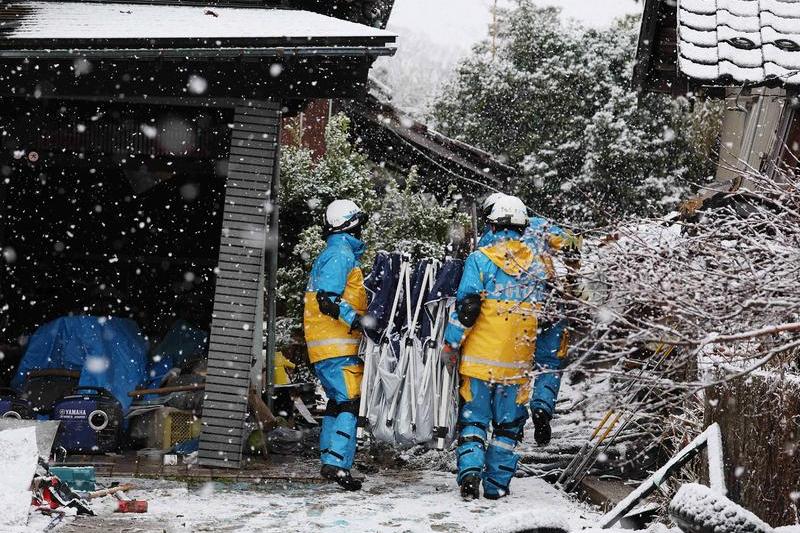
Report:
380,123,503,195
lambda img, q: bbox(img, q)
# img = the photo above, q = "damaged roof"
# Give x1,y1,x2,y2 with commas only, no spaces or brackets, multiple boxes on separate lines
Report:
636,0,800,93
0,1,396,58
345,89,514,195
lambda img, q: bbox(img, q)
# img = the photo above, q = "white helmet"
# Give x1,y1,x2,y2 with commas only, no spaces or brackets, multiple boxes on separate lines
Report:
481,192,508,217
486,194,528,229
324,199,367,236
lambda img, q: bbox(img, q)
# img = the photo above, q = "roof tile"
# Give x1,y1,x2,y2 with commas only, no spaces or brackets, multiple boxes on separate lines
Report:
678,0,800,84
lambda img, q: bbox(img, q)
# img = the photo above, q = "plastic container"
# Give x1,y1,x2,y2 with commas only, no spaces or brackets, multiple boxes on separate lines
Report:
49,466,96,491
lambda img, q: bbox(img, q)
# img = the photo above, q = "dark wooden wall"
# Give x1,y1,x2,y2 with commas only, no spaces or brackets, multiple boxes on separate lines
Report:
705,372,800,526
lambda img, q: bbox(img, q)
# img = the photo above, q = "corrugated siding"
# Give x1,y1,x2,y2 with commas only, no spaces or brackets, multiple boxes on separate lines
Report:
198,100,280,469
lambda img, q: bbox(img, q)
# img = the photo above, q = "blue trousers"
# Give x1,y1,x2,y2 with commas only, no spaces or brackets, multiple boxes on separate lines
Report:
314,355,363,470
457,377,528,498
531,320,568,416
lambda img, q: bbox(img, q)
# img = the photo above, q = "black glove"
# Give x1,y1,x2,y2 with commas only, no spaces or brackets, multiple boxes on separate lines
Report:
316,292,340,320
531,408,552,446
456,293,481,327
349,314,365,334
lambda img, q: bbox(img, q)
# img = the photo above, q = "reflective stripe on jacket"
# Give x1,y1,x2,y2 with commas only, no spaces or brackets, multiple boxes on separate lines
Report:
304,233,368,363
444,231,551,384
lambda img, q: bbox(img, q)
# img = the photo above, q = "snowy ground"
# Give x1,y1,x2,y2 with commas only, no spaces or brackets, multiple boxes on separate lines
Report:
8,370,688,532
40,471,600,533
7,368,651,533
518,372,616,476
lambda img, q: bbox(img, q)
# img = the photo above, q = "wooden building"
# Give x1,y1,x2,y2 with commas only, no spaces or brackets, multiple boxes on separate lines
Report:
0,0,396,468
635,0,800,192
283,88,514,197
635,2,800,525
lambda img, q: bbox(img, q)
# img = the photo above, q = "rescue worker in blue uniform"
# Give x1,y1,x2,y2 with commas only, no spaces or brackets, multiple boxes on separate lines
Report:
443,195,552,500
477,193,572,447
304,199,370,491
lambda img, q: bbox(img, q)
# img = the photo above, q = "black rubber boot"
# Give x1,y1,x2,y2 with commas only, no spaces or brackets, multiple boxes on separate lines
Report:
532,408,552,446
321,464,363,492
459,474,481,500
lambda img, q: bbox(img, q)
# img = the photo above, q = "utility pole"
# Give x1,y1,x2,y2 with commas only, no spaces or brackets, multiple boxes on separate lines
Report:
491,0,498,61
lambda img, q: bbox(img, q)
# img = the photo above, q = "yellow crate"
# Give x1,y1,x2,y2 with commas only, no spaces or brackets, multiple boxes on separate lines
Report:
131,407,202,450
163,410,202,448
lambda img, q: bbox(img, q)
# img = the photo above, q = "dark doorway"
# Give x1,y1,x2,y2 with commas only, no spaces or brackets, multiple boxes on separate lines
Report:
0,99,233,382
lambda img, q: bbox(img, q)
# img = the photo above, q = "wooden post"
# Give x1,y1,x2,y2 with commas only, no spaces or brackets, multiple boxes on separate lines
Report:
265,118,282,411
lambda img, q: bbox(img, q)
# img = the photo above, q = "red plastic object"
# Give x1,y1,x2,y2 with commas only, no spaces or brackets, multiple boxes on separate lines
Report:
116,500,148,513
41,486,59,510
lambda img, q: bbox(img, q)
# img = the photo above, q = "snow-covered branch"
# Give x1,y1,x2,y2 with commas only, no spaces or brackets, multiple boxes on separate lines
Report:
557,165,800,387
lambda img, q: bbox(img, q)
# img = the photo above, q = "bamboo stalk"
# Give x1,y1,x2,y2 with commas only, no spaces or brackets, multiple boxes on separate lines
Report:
87,484,135,499
128,383,204,397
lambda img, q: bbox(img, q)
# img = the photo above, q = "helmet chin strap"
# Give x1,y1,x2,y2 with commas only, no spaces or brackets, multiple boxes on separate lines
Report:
324,223,364,240
324,211,366,238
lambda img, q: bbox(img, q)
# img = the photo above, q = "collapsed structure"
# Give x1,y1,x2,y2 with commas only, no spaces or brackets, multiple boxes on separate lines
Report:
634,1,800,525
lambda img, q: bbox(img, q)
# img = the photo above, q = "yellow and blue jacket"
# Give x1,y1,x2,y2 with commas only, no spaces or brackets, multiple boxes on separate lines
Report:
303,233,368,364
444,230,552,384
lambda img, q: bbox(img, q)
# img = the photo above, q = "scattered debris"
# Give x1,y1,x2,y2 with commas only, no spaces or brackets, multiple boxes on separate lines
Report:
599,423,727,529
34,459,94,515
86,483,135,499
670,483,774,533
265,427,305,455
49,466,96,491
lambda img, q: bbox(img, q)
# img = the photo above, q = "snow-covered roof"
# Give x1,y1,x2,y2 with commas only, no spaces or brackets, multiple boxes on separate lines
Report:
0,1,396,55
678,0,800,85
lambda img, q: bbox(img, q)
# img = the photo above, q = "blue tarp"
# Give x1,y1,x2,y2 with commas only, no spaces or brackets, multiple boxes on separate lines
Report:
146,320,208,389
364,252,403,343
171,437,200,455
423,259,464,339
11,316,148,412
